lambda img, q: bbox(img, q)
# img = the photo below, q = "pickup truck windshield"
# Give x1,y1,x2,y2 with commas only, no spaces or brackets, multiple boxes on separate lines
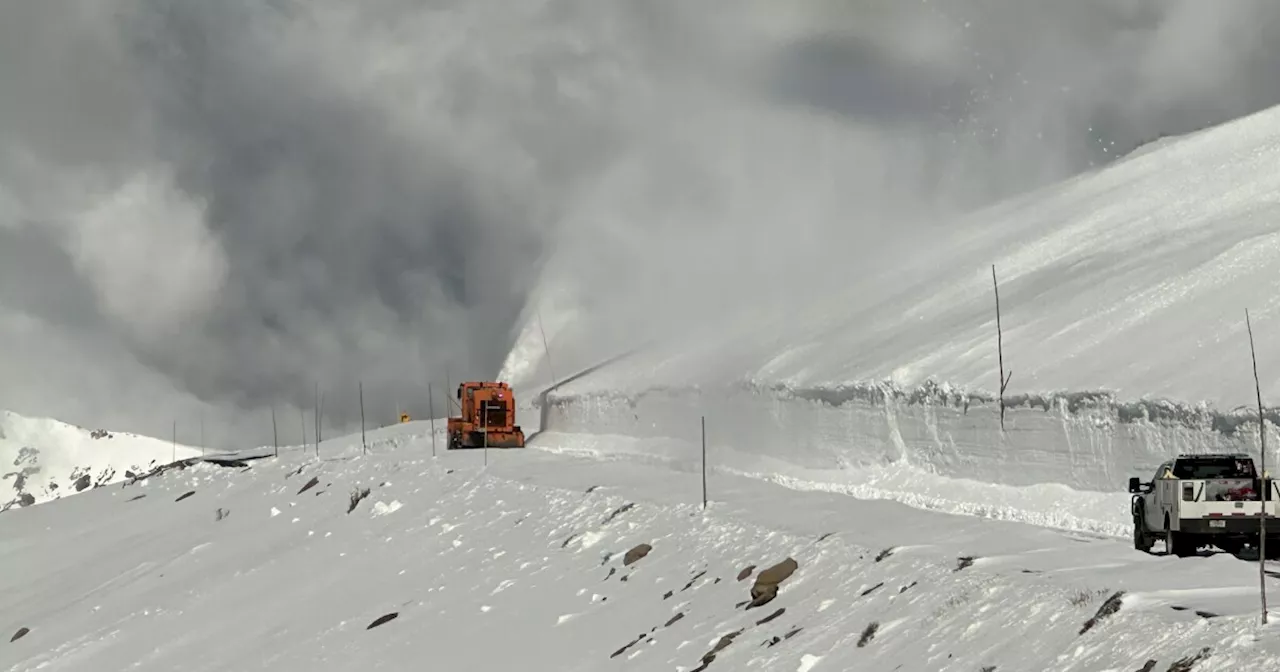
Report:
1173,457,1256,479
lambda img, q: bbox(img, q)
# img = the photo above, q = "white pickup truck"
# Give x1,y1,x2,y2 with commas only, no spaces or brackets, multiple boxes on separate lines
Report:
1129,453,1280,558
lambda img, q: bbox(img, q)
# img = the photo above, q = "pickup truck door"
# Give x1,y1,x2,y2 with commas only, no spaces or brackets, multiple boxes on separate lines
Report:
1159,476,1180,531
1147,463,1174,531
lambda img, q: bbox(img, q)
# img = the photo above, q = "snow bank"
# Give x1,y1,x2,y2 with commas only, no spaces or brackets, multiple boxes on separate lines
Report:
536,380,1280,537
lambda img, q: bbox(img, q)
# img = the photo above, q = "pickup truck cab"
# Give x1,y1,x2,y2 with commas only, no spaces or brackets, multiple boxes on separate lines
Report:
1129,453,1279,557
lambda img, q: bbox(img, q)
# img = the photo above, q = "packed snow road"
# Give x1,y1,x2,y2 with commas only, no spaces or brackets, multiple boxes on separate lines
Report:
3,427,1280,671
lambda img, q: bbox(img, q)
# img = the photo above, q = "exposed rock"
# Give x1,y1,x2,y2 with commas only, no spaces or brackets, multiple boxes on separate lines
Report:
682,570,707,592
347,487,371,514
175,491,196,502
10,627,29,642
73,474,91,492
764,627,804,649
610,633,646,659
623,543,652,566
857,622,879,648
955,556,976,572
859,582,885,598
748,557,798,608
737,565,756,581
1166,647,1211,672
366,612,398,629
297,476,320,495
755,608,785,626
875,547,895,562
1080,591,1126,635
664,612,684,627
691,629,744,671
602,502,635,525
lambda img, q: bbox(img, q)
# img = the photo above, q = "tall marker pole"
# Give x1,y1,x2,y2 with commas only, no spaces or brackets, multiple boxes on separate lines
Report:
428,383,438,457
1247,308,1269,625
701,415,708,510
359,381,367,455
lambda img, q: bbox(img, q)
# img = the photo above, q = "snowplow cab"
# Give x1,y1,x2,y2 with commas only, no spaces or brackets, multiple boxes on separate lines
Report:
446,381,525,449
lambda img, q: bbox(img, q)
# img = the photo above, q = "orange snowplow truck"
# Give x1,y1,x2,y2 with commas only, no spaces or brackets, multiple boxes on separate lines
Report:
447,381,526,449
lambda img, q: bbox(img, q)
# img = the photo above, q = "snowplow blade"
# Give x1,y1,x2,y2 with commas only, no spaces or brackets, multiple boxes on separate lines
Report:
448,429,526,449
482,430,525,448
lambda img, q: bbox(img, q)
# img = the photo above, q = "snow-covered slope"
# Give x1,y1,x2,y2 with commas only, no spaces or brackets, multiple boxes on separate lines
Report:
535,103,1280,407
3,424,1279,671
500,103,1280,530
0,410,204,510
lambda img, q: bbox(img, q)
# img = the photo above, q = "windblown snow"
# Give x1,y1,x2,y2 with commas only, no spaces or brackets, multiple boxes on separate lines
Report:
514,103,1280,408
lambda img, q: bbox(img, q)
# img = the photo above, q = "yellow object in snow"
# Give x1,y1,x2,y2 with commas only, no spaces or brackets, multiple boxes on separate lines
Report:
400,412,411,423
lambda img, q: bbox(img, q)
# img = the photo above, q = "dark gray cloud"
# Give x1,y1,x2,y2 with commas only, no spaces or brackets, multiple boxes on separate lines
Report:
3,0,1280,446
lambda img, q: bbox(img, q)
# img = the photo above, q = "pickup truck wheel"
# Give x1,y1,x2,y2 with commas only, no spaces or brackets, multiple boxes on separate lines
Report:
1133,515,1154,553
1165,521,1197,558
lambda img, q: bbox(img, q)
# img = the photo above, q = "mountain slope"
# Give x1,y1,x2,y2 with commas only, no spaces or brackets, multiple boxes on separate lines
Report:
516,103,1280,408
1,410,203,510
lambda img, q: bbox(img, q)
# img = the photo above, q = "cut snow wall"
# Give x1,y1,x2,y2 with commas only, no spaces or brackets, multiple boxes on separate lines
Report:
543,382,1280,493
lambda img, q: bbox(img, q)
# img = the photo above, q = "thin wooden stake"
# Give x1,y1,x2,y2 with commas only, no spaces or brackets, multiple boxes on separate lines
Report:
271,406,279,458
359,380,367,455
299,407,307,453
1247,308,1269,625
701,415,708,509
428,383,438,457
314,384,323,456
992,265,1012,431
171,420,177,463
